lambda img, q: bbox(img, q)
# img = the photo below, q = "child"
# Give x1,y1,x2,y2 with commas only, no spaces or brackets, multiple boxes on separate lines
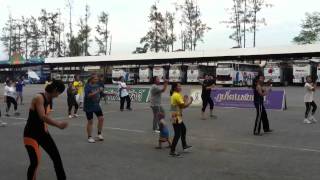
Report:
67,82,79,118
156,112,171,149
304,76,317,124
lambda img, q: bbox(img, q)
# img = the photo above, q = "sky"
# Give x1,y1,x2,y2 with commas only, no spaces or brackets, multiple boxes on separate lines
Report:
0,0,319,60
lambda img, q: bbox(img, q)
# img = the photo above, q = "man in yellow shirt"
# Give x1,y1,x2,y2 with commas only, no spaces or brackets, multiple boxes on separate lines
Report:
170,83,193,157
73,75,84,108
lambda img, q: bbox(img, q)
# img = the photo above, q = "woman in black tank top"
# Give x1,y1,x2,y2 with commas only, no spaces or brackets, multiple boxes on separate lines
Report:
252,75,273,136
24,80,68,180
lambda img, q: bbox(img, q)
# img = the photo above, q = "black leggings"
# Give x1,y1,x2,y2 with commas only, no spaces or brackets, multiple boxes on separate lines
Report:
6,96,17,112
254,103,270,134
120,95,131,110
202,96,214,112
171,122,187,153
24,133,66,180
68,100,79,115
305,101,317,118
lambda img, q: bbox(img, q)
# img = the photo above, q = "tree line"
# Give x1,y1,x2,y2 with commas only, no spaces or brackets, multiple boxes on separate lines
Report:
1,1,111,60
1,0,319,59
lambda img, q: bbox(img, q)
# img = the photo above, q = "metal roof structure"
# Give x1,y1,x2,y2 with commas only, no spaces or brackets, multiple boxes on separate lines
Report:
43,44,320,66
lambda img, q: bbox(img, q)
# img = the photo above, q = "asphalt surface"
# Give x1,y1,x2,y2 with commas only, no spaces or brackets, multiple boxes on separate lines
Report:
0,84,320,180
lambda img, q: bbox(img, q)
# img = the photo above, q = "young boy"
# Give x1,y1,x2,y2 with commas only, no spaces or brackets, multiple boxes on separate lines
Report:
156,112,171,149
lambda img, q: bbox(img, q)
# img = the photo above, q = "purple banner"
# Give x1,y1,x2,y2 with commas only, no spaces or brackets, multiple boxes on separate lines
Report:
211,88,285,110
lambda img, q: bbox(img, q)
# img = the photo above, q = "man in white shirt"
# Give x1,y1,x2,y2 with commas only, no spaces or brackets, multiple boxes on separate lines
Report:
113,76,132,111
304,76,317,124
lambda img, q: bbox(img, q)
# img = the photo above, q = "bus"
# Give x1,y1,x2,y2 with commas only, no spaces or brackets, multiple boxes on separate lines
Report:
187,65,202,83
139,66,152,83
169,65,186,83
153,65,168,83
292,60,317,84
112,68,126,81
216,62,260,86
264,62,293,85
187,64,216,83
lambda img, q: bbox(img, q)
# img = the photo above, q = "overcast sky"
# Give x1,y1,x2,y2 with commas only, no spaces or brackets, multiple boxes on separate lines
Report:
0,0,319,60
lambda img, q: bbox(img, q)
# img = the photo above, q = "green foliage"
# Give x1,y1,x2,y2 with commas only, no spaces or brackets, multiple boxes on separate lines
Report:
293,12,320,44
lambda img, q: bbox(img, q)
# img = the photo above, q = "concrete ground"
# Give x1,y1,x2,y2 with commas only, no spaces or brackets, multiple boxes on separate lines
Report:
0,85,320,180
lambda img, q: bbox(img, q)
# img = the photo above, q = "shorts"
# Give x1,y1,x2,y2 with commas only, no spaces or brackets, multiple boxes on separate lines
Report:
85,110,103,120
17,91,23,97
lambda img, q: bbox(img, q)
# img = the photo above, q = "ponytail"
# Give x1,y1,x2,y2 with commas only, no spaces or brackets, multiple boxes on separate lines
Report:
170,83,178,96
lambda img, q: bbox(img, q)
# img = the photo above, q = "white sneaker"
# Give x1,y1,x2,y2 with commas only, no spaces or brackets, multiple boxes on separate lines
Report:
73,114,79,118
88,137,96,143
309,116,317,123
68,115,73,119
0,122,7,127
303,119,312,124
97,134,104,141
154,130,160,134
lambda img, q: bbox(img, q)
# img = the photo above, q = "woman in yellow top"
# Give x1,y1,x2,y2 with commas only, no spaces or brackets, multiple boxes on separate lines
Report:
170,83,193,157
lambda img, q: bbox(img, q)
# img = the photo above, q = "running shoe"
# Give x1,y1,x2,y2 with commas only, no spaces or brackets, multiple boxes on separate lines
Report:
0,122,7,127
73,114,79,118
303,119,312,124
169,152,180,157
309,116,317,123
68,115,73,119
183,145,193,152
88,137,96,143
97,134,104,141
154,130,160,134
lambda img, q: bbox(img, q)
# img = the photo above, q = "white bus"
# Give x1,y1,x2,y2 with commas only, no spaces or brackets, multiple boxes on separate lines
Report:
187,65,201,83
264,62,282,83
292,60,316,84
216,62,260,86
153,65,168,82
112,68,126,81
68,74,75,83
169,65,186,83
62,74,68,83
264,62,293,85
139,66,152,83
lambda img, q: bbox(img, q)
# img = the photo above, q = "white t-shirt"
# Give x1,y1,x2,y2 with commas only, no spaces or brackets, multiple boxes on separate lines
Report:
118,82,129,97
4,85,16,98
304,83,314,102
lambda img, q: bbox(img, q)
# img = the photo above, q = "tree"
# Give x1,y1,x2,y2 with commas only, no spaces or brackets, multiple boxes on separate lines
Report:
164,12,176,52
29,16,41,57
77,17,91,56
223,0,271,48
21,16,32,60
38,9,49,57
293,12,320,44
84,4,90,56
177,0,211,51
140,2,166,53
250,0,272,47
95,11,110,55
47,12,59,57
1,15,13,57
